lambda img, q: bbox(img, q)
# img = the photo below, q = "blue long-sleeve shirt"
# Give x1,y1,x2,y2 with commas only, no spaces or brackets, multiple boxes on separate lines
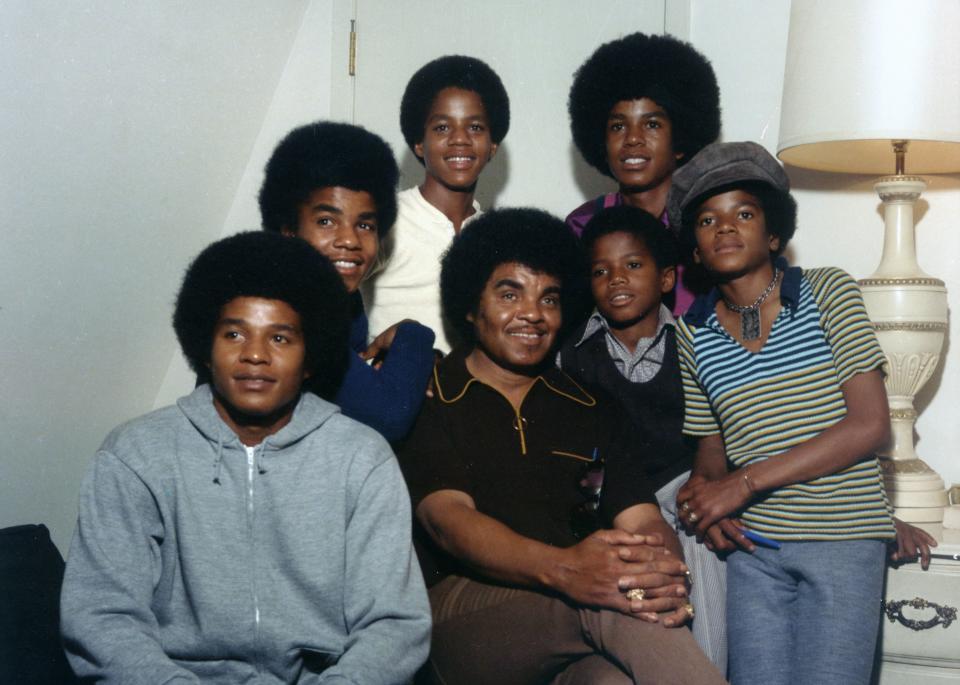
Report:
334,298,436,442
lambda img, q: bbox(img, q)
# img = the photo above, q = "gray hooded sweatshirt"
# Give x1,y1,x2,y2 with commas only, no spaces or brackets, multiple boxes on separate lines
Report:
61,385,431,684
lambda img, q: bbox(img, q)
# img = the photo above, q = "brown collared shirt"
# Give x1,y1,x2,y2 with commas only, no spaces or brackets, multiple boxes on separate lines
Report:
399,347,657,586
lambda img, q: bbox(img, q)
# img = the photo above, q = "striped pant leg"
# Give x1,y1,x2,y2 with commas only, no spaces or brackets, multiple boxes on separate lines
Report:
656,470,728,675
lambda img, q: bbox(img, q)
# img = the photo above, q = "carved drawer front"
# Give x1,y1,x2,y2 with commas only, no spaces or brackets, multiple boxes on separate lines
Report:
880,552,960,669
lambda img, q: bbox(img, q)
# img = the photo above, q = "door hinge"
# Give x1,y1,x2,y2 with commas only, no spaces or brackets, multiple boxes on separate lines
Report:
349,19,357,76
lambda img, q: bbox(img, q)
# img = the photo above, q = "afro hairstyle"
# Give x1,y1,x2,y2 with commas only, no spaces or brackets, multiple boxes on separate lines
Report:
173,231,351,398
568,33,721,178
259,121,399,237
400,55,510,161
581,205,679,270
679,180,798,260
440,207,588,346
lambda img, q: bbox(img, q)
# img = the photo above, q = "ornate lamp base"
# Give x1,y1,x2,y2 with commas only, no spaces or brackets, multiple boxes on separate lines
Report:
858,175,949,524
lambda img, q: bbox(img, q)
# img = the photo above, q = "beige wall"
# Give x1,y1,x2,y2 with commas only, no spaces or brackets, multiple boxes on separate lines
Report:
3,0,957,554
686,0,960,491
0,0,323,552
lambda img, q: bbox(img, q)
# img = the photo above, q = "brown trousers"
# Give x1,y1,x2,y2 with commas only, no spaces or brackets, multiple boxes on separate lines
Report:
423,575,727,685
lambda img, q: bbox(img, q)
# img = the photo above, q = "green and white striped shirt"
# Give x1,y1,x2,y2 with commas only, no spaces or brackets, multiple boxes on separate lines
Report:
677,265,894,541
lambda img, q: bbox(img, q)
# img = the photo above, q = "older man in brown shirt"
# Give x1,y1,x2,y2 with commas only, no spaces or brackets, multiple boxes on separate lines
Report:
399,208,726,685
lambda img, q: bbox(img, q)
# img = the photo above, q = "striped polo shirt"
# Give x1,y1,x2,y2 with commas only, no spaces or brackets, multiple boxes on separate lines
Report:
677,264,895,541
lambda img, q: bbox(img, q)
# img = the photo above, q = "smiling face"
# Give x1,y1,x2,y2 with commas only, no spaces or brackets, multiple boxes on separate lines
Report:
284,186,379,293
415,87,498,193
590,231,674,336
467,262,562,374
692,189,779,279
209,297,309,439
605,98,682,192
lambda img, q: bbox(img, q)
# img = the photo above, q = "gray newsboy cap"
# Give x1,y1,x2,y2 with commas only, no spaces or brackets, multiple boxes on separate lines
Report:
667,141,790,228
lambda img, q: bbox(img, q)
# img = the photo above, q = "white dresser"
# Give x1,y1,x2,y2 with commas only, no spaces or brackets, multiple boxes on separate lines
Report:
879,528,960,684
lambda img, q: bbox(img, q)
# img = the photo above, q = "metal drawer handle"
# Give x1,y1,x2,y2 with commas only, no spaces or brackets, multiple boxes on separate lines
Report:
882,597,957,631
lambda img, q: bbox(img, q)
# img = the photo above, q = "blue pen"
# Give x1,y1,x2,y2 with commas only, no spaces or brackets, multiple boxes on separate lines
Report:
739,527,781,550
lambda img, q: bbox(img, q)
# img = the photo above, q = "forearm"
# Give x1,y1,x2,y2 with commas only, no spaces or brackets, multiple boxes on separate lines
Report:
691,433,728,481
336,325,434,440
745,369,889,493
419,491,689,617
380,321,436,381
418,493,564,590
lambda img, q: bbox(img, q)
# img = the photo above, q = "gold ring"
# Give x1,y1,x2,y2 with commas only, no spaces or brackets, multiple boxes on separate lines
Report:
683,602,695,618
688,512,699,524
680,501,690,513
625,588,645,601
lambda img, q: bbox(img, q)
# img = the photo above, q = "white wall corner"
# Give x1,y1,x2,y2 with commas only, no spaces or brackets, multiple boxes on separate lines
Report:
152,0,337,409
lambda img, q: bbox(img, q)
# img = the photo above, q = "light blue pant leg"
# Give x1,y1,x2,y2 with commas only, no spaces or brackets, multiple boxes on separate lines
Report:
789,540,886,685
728,540,886,685
656,471,728,675
727,547,795,685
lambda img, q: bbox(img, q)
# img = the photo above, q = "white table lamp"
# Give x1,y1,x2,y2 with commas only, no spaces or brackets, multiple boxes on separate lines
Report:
777,0,960,523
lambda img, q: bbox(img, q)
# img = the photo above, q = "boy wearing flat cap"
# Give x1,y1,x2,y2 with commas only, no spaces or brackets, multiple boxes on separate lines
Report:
669,141,894,685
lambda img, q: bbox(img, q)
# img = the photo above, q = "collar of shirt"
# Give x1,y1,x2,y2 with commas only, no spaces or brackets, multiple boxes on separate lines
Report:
434,346,597,408
682,256,801,327
575,303,675,348
410,186,482,229
574,304,674,382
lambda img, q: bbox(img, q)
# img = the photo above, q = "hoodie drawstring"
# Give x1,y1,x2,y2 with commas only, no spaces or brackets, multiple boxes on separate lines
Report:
212,432,224,485
256,444,267,475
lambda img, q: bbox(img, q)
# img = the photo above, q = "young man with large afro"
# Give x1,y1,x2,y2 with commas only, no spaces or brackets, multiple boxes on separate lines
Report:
397,207,727,685
566,32,721,316
174,230,351,395
259,121,399,237
362,55,510,353
259,120,436,443
62,231,432,685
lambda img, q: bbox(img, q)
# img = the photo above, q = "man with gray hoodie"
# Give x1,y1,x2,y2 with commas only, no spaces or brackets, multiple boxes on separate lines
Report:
61,232,431,684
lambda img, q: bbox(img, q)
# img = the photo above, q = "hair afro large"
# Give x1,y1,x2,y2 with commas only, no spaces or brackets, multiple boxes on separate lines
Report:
400,55,510,160
440,208,587,346
568,33,721,177
259,121,399,236
173,231,351,397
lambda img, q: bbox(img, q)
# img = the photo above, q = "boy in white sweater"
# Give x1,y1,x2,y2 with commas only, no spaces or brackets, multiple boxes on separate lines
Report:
363,55,510,352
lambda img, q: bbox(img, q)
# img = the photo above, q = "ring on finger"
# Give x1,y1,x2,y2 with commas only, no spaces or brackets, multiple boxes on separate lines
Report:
625,588,645,601
688,512,699,524
680,501,690,513
682,602,695,618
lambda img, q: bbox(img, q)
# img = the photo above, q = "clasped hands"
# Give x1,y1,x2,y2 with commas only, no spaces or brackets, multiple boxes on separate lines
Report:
676,472,758,553
551,530,692,627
